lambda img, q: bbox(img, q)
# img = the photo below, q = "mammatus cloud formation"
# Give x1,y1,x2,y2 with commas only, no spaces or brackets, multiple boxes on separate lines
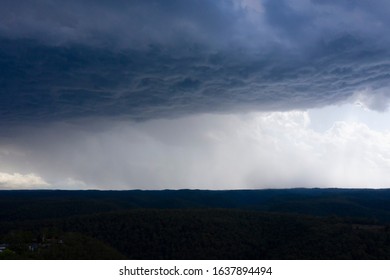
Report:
1,0,390,189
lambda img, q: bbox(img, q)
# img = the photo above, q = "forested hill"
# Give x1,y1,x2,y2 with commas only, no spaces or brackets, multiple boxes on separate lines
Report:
1,188,390,222
2,188,390,259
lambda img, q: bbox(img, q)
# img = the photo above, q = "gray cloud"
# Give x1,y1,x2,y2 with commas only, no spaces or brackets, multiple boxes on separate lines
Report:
0,0,248,48
0,0,389,123
2,0,390,49
0,36,389,123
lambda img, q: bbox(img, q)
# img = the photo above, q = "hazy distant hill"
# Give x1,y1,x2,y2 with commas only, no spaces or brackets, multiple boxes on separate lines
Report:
1,188,390,222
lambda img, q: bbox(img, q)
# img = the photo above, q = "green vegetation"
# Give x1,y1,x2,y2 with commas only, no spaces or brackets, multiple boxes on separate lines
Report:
0,229,125,260
1,189,390,259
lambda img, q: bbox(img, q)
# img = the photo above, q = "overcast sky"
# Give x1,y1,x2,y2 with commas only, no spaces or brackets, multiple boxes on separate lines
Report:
1,0,390,189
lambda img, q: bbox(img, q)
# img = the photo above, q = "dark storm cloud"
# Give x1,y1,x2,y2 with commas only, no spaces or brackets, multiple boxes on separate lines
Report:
0,0,245,48
0,0,390,123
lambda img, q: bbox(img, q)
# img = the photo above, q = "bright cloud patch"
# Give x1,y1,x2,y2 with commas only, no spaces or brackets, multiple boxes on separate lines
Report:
353,87,390,112
0,172,49,189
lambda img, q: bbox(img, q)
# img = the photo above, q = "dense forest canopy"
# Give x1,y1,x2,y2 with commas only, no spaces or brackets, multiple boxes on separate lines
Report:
1,189,390,259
